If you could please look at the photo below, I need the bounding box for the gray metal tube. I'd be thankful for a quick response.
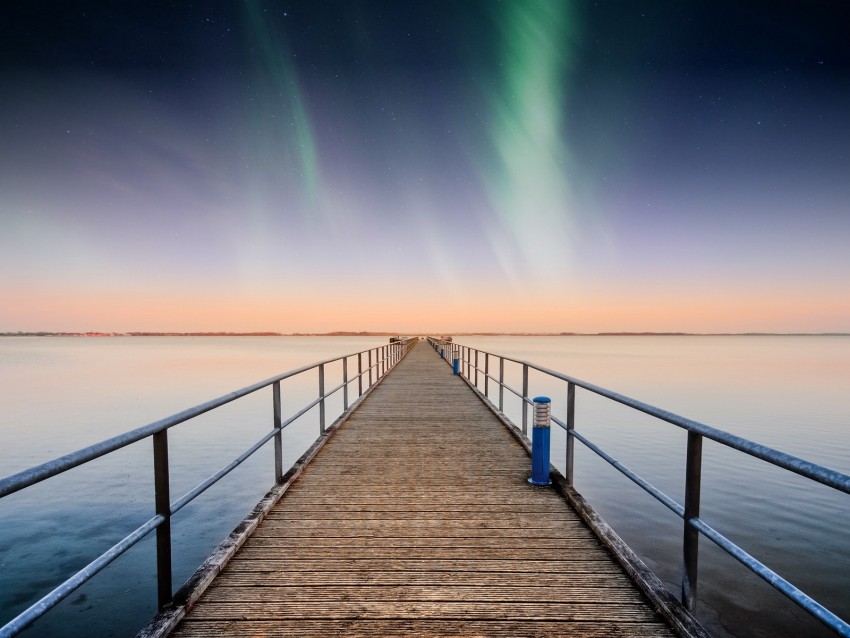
[682,432,703,610]
[152,430,172,609]
[273,381,282,483]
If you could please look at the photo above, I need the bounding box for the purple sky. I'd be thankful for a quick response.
[1,2,849,333]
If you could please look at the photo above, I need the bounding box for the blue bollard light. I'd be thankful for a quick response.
[452,348,460,375]
[529,396,552,486]
[440,346,445,359]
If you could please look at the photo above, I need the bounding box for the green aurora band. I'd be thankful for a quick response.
[242,4,322,217]
[485,0,578,282]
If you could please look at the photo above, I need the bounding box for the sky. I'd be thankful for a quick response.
[1,1,849,334]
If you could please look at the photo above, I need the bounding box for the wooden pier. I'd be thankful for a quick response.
[167,341,681,637]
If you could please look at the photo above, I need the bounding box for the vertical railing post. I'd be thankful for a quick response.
[521,363,529,435]
[273,381,283,483]
[466,347,471,378]
[474,349,479,387]
[368,350,373,386]
[682,431,703,611]
[484,353,489,397]
[318,364,326,433]
[499,357,504,412]
[358,352,363,396]
[343,358,349,410]
[152,430,172,609]
[566,382,575,486]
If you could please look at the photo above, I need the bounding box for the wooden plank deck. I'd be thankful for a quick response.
[170,341,677,637]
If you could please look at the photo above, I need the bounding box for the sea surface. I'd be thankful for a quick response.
[0,335,848,637]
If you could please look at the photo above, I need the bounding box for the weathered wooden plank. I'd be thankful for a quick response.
[171,619,676,638]
[254,519,584,530]
[265,511,578,522]
[219,559,627,575]
[184,600,664,622]
[250,525,592,539]
[212,570,639,588]
[273,503,568,513]
[165,341,682,638]
[200,585,648,604]
[277,493,567,503]
[233,546,611,560]
[246,534,597,547]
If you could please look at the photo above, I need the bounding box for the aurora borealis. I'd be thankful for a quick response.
[1,1,849,333]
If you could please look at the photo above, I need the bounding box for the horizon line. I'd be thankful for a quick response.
[2,331,849,338]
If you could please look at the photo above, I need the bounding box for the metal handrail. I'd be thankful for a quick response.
[428,337,850,637]
[0,337,417,638]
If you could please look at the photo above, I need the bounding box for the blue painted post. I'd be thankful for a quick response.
[529,397,552,486]
[440,343,445,359]
[452,347,460,375]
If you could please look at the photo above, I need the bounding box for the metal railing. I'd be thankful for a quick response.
[428,337,850,637]
[0,337,417,638]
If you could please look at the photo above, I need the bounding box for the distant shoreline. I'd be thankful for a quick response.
[2,331,848,338]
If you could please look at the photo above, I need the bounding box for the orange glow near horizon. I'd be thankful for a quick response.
[3,278,847,334]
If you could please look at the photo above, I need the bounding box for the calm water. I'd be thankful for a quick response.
[1,336,848,637]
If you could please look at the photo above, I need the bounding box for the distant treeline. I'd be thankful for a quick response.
[2,331,847,338]
[0,331,399,337]
[0,331,285,337]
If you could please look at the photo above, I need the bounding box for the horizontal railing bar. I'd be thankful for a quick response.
[572,430,686,518]
[170,428,278,515]
[482,371,499,385]
[466,366,533,407]
[171,370,368,515]
[173,374,361,513]
[0,514,164,638]
[281,396,323,429]
[501,383,526,402]
[0,344,398,499]
[277,354,393,432]
[552,415,568,431]
[324,380,346,398]
[507,384,535,406]
[452,344,850,495]
[690,518,850,637]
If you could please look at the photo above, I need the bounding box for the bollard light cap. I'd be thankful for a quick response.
[533,396,551,404]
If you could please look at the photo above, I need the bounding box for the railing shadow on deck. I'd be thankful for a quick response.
[0,338,418,638]
[428,337,850,638]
